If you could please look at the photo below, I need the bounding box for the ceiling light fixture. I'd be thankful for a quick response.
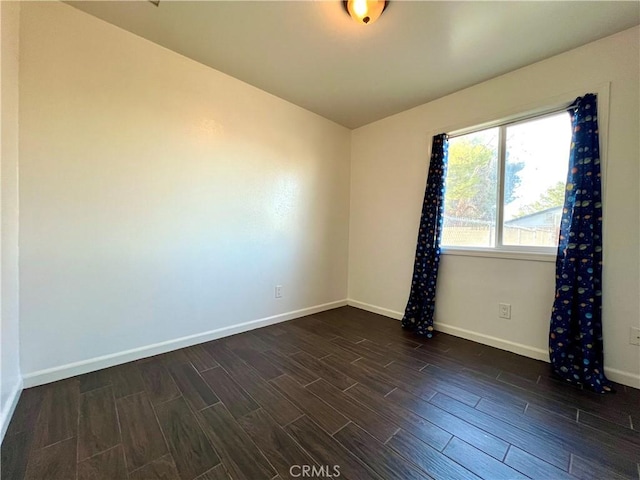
[343,0,388,25]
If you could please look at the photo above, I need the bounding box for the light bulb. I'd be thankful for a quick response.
[353,0,368,18]
[345,0,387,25]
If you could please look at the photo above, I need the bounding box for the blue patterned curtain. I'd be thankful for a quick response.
[549,94,613,393]
[402,134,448,337]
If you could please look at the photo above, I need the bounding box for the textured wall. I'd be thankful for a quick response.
[0,0,22,438]
[19,2,351,377]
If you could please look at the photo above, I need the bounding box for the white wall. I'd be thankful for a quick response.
[0,1,22,439]
[19,2,351,382]
[349,27,640,387]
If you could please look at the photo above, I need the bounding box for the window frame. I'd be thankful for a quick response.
[436,85,610,263]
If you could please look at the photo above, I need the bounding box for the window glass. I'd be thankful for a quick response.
[442,110,572,251]
[442,128,499,247]
[503,113,571,247]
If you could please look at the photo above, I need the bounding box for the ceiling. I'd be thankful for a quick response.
[67,1,640,129]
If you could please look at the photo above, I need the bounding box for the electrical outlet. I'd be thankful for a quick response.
[275,285,283,299]
[630,327,640,346]
[498,303,511,319]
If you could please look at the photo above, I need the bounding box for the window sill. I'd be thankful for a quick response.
[441,247,556,263]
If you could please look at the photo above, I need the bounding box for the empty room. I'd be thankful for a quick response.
[1,1,639,479]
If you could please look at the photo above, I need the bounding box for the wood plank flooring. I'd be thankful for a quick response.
[2,306,639,480]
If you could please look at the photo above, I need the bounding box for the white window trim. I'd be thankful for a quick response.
[441,247,556,263]
[429,83,610,263]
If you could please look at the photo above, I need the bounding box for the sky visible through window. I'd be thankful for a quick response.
[504,112,572,221]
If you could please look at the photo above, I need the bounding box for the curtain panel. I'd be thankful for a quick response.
[549,93,613,393]
[402,134,449,337]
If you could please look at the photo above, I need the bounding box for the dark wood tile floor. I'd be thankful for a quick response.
[2,306,639,480]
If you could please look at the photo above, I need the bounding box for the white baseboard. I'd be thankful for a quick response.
[604,367,640,389]
[1,378,23,443]
[347,299,403,320]
[347,299,640,389]
[23,299,348,388]
[432,322,549,361]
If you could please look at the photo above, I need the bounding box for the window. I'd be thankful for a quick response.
[441,111,572,252]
